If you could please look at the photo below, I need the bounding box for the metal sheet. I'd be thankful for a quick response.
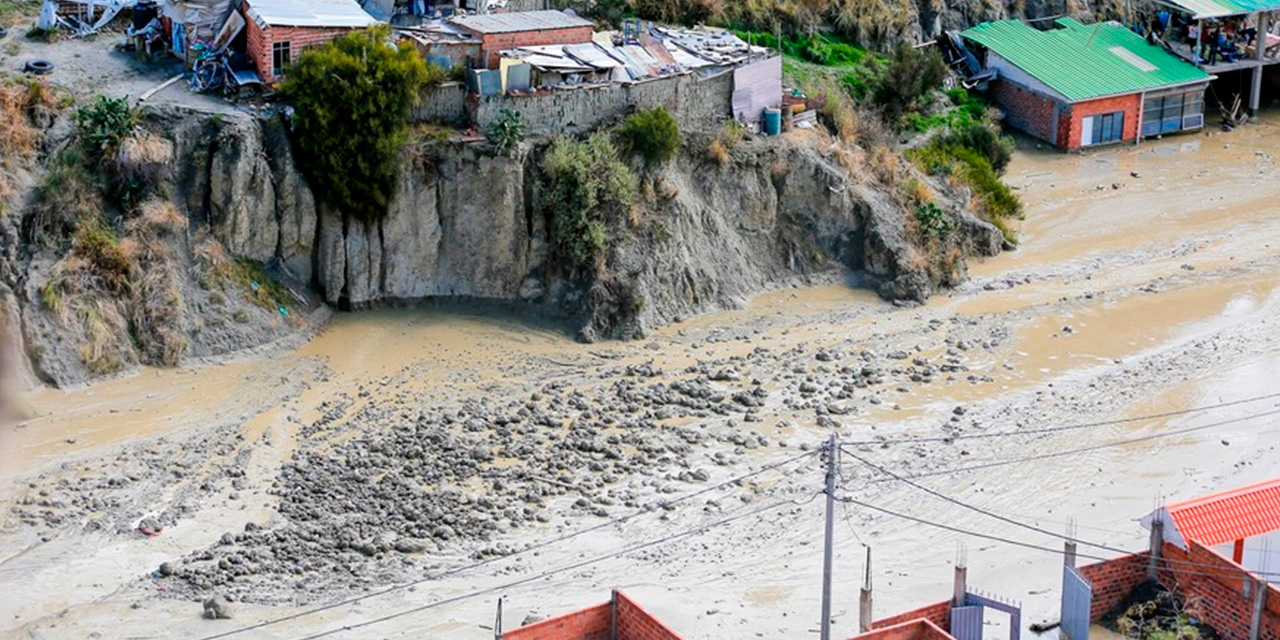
[246,0,380,28]
[1061,564,1092,640]
[449,9,590,34]
[731,55,781,121]
[950,605,984,640]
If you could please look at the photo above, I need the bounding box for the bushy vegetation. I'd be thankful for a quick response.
[75,95,140,162]
[487,109,526,155]
[735,30,866,66]
[910,130,1022,242]
[540,134,639,269]
[872,44,947,122]
[617,107,682,165]
[283,26,430,222]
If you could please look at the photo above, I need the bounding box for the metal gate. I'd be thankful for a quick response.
[1061,565,1092,640]
[950,604,984,640]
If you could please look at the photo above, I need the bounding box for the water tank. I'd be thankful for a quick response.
[763,108,782,136]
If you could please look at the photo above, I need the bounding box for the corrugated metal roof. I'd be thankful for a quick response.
[246,0,380,28]
[449,9,591,35]
[1163,477,1280,546]
[961,19,1212,102]
[1156,0,1280,19]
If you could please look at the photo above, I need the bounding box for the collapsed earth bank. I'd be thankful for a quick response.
[2,106,1002,388]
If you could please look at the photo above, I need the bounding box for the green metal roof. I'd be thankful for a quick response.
[1155,0,1280,19]
[961,19,1213,102]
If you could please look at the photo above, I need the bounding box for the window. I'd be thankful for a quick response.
[1143,89,1206,137]
[1083,111,1124,146]
[272,41,292,77]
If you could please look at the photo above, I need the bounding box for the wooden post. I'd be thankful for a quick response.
[859,546,873,632]
[1147,520,1164,580]
[1064,539,1078,568]
[1248,576,1267,640]
[953,564,968,607]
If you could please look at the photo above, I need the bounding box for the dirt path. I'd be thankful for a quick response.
[3,117,1280,640]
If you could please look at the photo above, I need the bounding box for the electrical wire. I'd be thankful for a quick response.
[840,391,1280,446]
[285,497,811,640]
[194,447,821,640]
[877,406,1280,481]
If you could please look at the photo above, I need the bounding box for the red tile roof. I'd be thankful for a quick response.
[1166,477,1280,546]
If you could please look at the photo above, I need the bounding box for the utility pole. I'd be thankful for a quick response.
[820,433,839,640]
[859,546,873,633]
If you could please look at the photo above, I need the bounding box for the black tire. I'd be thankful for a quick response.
[24,59,55,75]
[0,26,10,39]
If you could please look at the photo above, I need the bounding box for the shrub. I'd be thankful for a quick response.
[73,215,134,291]
[913,201,950,240]
[617,107,681,165]
[540,133,639,269]
[283,26,429,222]
[486,109,526,156]
[938,120,1014,175]
[75,95,140,162]
[873,44,947,122]
[908,140,1022,242]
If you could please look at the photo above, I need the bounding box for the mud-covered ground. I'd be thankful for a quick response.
[3,118,1280,640]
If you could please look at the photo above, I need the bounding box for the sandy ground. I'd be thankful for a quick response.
[3,115,1280,640]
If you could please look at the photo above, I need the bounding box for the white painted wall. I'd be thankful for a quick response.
[1212,529,1280,585]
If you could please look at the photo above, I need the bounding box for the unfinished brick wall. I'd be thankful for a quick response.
[466,25,593,67]
[242,1,363,83]
[500,602,613,640]
[870,600,951,631]
[615,592,684,640]
[1057,93,1141,150]
[1078,552,1149,621]
[846,619,956,640]
[989,79,1058,145]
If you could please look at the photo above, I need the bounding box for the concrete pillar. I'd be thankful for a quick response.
[1064,540,1078,568]
[1147,520,1164,581]
[1249,577,1267,640]
[859,547,873,633]
[953,564,968,607]
[1251,12,1270,113]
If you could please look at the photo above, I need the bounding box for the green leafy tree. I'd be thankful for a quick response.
[540,133,638,269]
[282,26,429,222]
[617,107,682,165]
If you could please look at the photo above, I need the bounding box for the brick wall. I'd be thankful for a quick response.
[242,0,363,83]
[870,600,951,631]
[846,619,956,640]
[1079,542,1280,640]
[464,69,734,135]
[470,25,594,67]
[1058,93,1141,150]
[989,79,1058,145]
[1078,552,1149,621]
[501,602,613,640]
[615,592,684,640]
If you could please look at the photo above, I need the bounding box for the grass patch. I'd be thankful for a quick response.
[909,142,1022,243]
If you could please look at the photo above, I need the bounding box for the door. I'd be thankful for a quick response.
[950,605,984,640]
[1061,564,1092,640]
[1081,116,1094,146]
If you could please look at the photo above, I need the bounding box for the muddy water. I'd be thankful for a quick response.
[7,118,1280,640]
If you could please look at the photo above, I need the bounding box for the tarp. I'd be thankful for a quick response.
[162,0,234,33]
[731,55,782,121]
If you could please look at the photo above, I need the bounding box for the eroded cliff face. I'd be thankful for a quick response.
[3,105,1002,387]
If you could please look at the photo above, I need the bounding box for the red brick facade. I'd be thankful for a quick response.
[500,592,683,640]
[1058,93,1142,150]
[990,79,1058,145]
[462,26,594,67]
[869,600,951,631]
[242,0,366,83]
[847,619,956,640]
[1080,542,1280,640]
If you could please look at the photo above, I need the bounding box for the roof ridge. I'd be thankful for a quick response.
[1166,476,1280,511]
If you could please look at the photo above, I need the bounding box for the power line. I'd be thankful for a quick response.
[842,391,1280,446]
[835,494,1280,580]
[287,498,811,640]
[194,448,821,640]
[879,406,1280,481]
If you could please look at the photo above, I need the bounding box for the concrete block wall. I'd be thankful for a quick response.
[473,26,594,67]
[869,600,951,631]
[466,70,734,135]
[846,619,956,640]
[500,601,613,640]
[414,81,468,124]
[989,79,1058,145]
[1078,552,1149,621]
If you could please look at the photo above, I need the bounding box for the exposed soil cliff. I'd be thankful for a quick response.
[1,105,1002,388]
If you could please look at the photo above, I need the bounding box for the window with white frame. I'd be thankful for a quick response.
[272,41,292,77]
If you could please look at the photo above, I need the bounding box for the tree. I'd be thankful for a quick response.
[282,26,429,222]
[617,107,682,165]
[873,43,947,122]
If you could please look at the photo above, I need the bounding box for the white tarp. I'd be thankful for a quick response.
[731,55,782,122]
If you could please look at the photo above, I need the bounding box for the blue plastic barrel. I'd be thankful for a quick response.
[764,108,782,136]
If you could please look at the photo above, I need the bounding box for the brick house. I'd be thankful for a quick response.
[242,0,381,83]
[961,19,1214,150]
[449,9,593,68]
[498,591,685,640]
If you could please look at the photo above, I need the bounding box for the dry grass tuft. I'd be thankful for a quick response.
[130,200,186,237]
[114,133,174,192]
[708,139,730,166]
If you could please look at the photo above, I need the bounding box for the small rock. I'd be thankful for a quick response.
[203,595,233,620]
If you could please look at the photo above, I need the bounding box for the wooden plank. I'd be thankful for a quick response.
[139,73,185,102]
